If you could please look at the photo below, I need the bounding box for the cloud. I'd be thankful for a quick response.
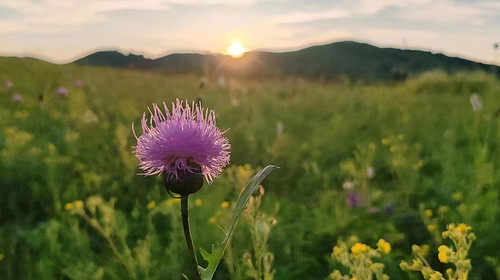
[270,0,441,25]
[273,9,350,24]
[0,0,172,33]
[163,0,284,4]
[0,19,22,33]
[397,1,486,24]
[2,1,167,18]
[352,0,432,15]
[0,0,285,34]
[358,27,439,43]
[475,1,500,15]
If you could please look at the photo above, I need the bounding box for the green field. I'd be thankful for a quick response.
[1,57,500,279]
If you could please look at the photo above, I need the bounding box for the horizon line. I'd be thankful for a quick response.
[1,39,498,67]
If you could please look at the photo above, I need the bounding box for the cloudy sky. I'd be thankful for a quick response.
[1,0,499,64]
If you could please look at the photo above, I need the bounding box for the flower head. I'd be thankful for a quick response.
[342,181,355,190]
[438,245,450,263]
[74,200,84,208]
[221,201,230,209]
[351,243,368,254]
[57,86,68,97]
[425,209,433,217]
[133,99,230,189]
[12,94,22,103]
[470,93,482,112]
[377,239,391,254]
[166,198,180,206]
[147,201,156,209]
[347,192,361,208]
[74,79,84,87]
[366,166,375,179]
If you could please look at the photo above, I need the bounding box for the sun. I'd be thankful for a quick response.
[227,42,246,58]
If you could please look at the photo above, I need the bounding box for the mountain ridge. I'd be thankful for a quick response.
[25,41,500,81]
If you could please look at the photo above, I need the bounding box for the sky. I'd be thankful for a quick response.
[0,0,499,64]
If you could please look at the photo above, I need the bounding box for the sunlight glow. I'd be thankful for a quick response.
[228,42,246,58]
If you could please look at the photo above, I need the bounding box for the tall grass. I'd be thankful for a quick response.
[0,57,499,279]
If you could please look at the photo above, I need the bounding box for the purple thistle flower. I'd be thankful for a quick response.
[6,81,13,89]
[74,79,84,87]
[347,192,361,208]
[57,86,68,97]
[12,94,22,103]
[133,99,230,185]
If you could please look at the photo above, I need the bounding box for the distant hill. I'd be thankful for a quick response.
[75,41,500,81]
[75,51,153,69]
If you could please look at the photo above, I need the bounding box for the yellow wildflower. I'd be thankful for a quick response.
[456,223,471,233]
[351,243,368,254]
[333,246,343,257]
[377,239,391,254]
[424,209,433,217]
[195,199,202,207]
[48,143,56,154]
[74,200,84,208]
[452,192,463,201]
[438,245,449,263]
[167,198,180,206]
[209,217,216,224]
[64,203,73,210]
[438,253,448,263]
[420,244,430,257]
[351,278,357,280]
[147,201,156,209]
[438,206,449,215]
[438,245,448,253]
[221,201,230,209]
[427,224,437,232]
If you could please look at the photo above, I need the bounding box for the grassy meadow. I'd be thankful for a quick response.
[1,57,500,279]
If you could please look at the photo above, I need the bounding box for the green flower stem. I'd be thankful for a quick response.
[181,196,201,280]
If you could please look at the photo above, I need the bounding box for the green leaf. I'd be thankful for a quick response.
[199,165,278,280]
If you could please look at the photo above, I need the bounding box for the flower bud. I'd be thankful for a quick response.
[163,169,204,196]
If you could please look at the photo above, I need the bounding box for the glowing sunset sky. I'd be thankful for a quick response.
[0,0,499,64]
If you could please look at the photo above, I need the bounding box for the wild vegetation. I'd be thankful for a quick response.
[0,57,499,279]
